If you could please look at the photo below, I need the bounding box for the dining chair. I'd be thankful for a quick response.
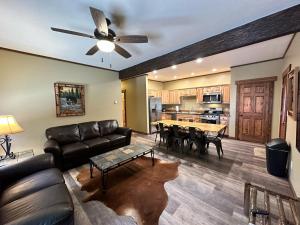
[171,125,189,153]
[158,123,170,150]
[187,127,206,153]
[153,123,159,142]
[206,126,226,159]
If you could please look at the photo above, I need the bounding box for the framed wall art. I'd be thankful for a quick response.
[54,83,85,117]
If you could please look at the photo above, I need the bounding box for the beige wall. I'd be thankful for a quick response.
[0,49,121,155]
[163,71,231,90]
[121,75,149,133]
[229,59,283,138]
[282,33,300,197]
[148,79,164,90]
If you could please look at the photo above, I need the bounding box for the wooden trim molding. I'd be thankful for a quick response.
[120,5,300,79]
[0,47,118,72]
[235,76,277,85]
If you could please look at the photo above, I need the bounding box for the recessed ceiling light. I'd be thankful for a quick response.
[154,75,158,79]
[212,68,217,72]
[196,58,203,63]
[153,70,157,74]
[191,72,195,75]
[174,76,177,79]
[171,65,177,70]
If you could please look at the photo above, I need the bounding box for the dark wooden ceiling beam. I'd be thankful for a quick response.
[119,5,300,80]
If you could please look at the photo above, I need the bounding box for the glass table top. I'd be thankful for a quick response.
[90,144,153,170]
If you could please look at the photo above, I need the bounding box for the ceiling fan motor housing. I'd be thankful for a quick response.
[94,28,115,42]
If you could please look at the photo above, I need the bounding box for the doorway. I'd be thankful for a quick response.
[279,65,291,139]
[236,77,277,143]
[121,90,127,127]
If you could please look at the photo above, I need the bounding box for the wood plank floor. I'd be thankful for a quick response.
[64,133,293,225]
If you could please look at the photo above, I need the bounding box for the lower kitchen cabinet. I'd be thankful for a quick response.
[220,115,229,135]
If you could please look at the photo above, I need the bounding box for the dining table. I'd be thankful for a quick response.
[154,120,226,133]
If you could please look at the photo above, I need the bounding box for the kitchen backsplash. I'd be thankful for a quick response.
[163,96,230,113]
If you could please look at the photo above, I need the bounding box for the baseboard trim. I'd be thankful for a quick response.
[132,130,149,135]
[288,179,299,199]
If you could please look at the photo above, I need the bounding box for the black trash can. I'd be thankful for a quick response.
[266,138,290,177]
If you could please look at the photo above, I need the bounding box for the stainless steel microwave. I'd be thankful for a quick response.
[203,93,222,103]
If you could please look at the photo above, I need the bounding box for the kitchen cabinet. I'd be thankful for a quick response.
[179,88,196,97]
[161,113,172,120]
[203,87,211,94]
[148,89,162,98]
[161,90,169,104]
[169,90,181,104]
[176,114,200,122]
[220,115,229,135]
[221,85,230,104]
[196,88,204,103]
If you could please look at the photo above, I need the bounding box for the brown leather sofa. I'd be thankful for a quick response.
[0,154,74,225]
[44,120,132,170]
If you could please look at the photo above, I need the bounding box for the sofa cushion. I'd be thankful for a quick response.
[0,168,64,206]
[98,120,119,136]
[78,121,100,141]
[104,134,126,146]
[0,184,73,225]
[83,137,110,150]
[46,124,80,145]
[62,142,89,159]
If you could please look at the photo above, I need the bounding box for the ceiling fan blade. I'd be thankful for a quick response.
[110,6,126,28]
[51,27,95,39]
[114,44,131,58]
[116,35,148,43]
[89,7,108,36]
[86,45,99,55]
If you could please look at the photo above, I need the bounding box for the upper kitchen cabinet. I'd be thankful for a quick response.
[179,88,196,96]
[148,89,162,98]
[161,90,170,104]
[196,88,204,103]
[221,85,230,104]
[169,90,181,104]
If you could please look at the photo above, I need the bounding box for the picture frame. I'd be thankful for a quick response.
[54,83,85,117]
[287,67,299,121]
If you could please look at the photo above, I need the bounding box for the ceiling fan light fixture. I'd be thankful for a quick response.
[97,40,115,53]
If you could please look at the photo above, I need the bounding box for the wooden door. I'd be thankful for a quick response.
[236,77,276,143]
[279,65,291,139]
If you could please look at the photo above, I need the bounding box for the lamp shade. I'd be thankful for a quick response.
[0,115,24,135]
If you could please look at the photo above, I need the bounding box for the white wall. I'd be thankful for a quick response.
[0,49,122,155]
[229,59,283,138]
[282,33,300,197]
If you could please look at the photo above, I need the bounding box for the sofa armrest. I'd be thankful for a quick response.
[0,153,54,188]
[116,127,132,145]
[44,139,63,169]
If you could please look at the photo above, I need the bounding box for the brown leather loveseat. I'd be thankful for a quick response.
[44,120,132,170]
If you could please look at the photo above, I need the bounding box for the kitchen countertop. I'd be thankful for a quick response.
[162,111,203,115]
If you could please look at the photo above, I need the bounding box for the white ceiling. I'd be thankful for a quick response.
[148,34,294,81]
[0,1,300,71]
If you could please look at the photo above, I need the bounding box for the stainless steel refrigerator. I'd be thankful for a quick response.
[148,97,162,133]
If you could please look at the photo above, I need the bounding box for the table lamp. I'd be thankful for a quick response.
[0,115,24,161]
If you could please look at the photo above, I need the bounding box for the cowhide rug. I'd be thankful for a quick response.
[77,156,180,225]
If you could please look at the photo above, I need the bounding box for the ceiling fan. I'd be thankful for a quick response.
[51,7,148,58]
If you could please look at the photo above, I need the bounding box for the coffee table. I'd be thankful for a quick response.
[89,144,154,193]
